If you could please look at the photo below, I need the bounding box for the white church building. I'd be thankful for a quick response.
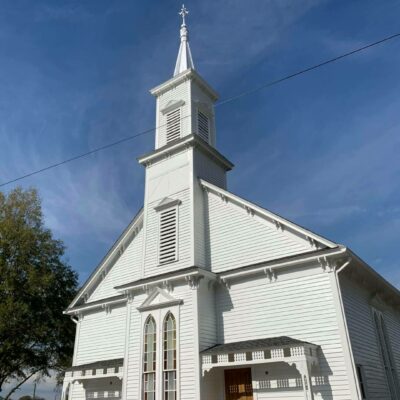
[62,7,400,400]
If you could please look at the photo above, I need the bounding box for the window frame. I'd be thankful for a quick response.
[143,315,157,400]
[140,308,180,400]
[163,312,177,400]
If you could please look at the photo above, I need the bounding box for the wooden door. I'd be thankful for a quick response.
[224,368,253,400]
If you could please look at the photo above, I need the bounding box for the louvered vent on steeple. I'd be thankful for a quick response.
[159,208,178,264]
[166,109,181,143]
[197,111,209,142]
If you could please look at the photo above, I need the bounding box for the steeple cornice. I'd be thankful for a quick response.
[150,68,218,101]
[137,134,233,171]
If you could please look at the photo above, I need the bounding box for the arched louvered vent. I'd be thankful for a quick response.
[197,110,209,142]
[166,109,181,143]
[159,208,178,264]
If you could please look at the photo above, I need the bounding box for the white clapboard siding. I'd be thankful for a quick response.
[143,189,191,277]
[157,80,190,148]
[340,275,399,399]
[216,271,352,399]
[194,151,226,189]
[198,280,217,351]
[89,229,143,302]
[206,190,314,273]
[75,304,126,365]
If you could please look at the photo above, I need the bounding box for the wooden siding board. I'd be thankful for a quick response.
[206,191,314,273]
[75,304,126,365]
[340,275,393,399]
[89,229,143,302]
[216,272,352,399]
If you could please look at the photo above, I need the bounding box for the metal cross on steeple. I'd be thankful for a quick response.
[179,4,189,26]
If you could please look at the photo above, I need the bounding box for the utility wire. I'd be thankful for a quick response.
[1,32,400,188]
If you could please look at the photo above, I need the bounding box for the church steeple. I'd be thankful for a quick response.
[174,5,195,76]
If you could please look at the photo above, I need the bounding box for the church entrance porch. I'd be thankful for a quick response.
[224,368,253,400]
[201,337,319,400]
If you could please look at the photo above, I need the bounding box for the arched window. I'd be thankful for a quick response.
[163,313,177,400]
[143,315,157,400]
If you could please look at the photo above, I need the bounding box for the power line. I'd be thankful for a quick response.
[1,32,400,188]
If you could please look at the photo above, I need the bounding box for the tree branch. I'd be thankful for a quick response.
[3,371,38,400]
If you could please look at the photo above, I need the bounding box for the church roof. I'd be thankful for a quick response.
[201,336,317,354]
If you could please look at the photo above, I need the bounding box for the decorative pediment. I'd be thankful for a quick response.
[154,197,181,212]
[161,99,185,115]
[137,287,183,312]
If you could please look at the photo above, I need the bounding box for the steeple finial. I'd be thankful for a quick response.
[179,4,189,26]
[173,4,195,76]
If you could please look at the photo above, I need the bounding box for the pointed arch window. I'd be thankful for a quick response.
[163,312,177,400]
[143,315,157,400]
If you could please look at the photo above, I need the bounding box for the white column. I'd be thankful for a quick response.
[298,360,314,400]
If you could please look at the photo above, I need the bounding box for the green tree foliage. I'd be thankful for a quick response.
[0,188,78,399]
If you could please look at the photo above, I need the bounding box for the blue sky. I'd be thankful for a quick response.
[1,0,400,398]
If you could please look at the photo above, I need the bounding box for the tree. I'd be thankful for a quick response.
[0,188,78,400]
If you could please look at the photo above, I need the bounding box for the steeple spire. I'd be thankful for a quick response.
[173,5,195,76]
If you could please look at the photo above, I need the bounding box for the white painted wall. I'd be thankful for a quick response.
[89,229,143,302]
[215,269,353,399]
[340,274,400,399]
[75,303,127,365]
[205,190,315,273]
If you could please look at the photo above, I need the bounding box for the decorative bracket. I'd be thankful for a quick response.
[186,275,203,290]
[219,277,230,289]
[162,280,174,293]
[245,206,255,217]
[263,267,277,283]
[273,220,284,232]
[318,256,335,272]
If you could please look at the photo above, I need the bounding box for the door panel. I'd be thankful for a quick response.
[224,368,253,400]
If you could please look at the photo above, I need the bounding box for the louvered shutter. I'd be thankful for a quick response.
[166,109,181,143]
[197,111,209,142]
[159,208,177,264]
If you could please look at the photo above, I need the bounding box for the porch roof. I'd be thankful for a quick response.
[201,336,315,354]
[64,358,124,382]
[66,358,123,372]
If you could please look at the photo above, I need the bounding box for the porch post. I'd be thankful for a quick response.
[298,360,314,400]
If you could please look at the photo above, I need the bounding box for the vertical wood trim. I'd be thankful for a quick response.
[193,285,201,400]
[189,148,195,267]
[122,301,132,400]
[330,270,361,399]
[72,318,81,365]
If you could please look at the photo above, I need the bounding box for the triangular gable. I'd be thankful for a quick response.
[200,179,338,273]
[137,287,183,311]
[67,208,144,310]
